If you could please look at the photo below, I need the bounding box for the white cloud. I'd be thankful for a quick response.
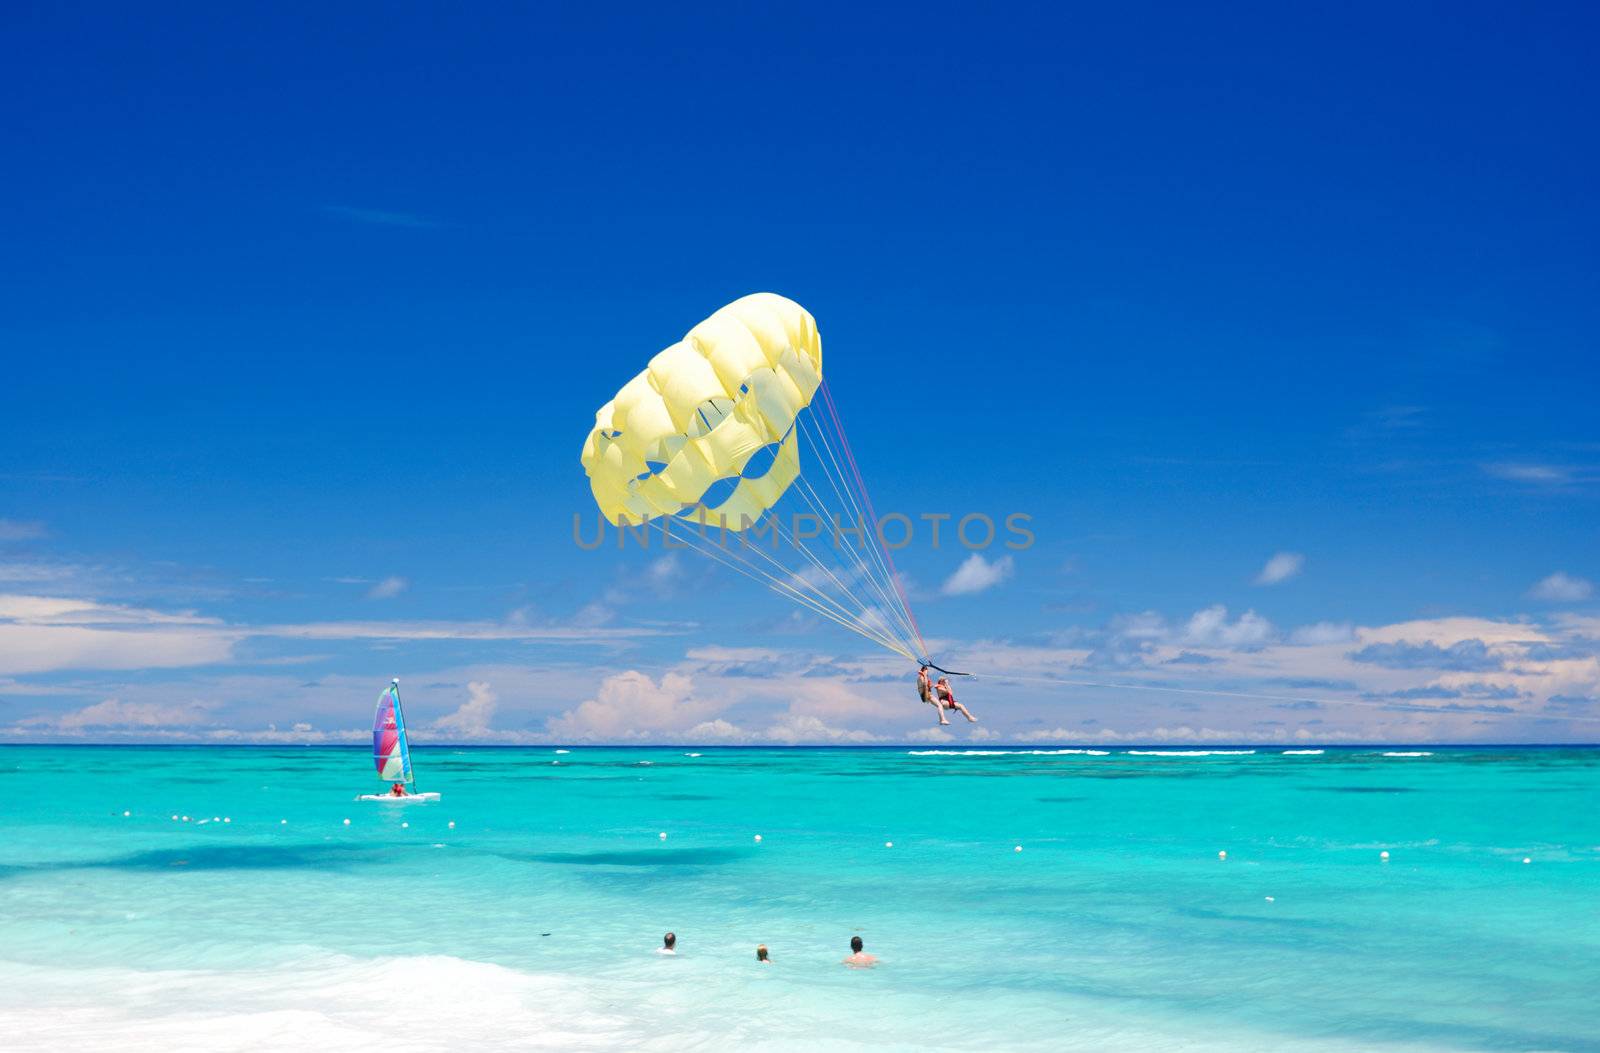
[1290,621,1356,645]
[646,555,684,595]
[941,554,1014,596]
[430,680,498,737]
[684,718,744,740]
[1255,552,1305,585]
[0,595,217,626]
[546,670,719,741]
[1482,462,1573,485]
[1529,572,1593,603]
[258,618,662,643]
[367,576,408,600]
[0,588,673,678]
[763,714,879,744]
[1112,611,1169,641]
[0,594,236,675]
[571,601,614,628]
[0,519,47,542]
[45,698,214,730]
[1183,605,1274,648]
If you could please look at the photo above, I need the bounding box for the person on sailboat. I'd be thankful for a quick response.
[935,677,977,723]
[388,782,408,797]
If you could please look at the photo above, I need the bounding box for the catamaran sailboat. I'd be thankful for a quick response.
[356,678,440,801]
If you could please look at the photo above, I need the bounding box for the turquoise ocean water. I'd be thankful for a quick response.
[1,745,1596,1051]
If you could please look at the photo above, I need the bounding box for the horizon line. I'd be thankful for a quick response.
[1,741,1595,750]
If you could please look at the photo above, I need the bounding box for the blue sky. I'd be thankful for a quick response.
[3,3,1598,744]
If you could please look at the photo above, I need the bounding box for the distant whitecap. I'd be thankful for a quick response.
[1128,750,1256,757]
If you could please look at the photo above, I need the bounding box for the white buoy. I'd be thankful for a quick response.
[223,817,231,824]
[1522,857,1531,864]
[171,815,178,821]
[280,819,287,825]
[343,818,351,826]
[122,810,131,817]
[1265,896,1275,902]
[1380,851,1390,860]
[754,834,762,843]
[1218,850,1227,860]
[885,841,894,848]
[212,816,220,823]
[1014,845,1023,853]
[448,821,456,829]
[182,815,190,822]
[659,831,667,840]
[401,822,409,829]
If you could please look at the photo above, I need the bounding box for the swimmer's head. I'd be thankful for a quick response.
[850,936,864,953]
[756,944,769,961]
[663,932,675,950]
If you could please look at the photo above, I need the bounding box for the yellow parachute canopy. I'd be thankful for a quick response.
[581,293,822,530]
[580,294,927,661]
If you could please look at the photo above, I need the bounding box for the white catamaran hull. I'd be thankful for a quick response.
[355,792,441,802]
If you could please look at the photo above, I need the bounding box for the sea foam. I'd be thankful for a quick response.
[0,954,638,1052]
[906,749,1111,756]
[1125,750,1256,757]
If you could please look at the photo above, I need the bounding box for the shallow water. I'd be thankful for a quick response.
[1,745,1596,1051]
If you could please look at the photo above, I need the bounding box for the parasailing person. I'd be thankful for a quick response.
[935,676,978,724]
[917,664,949,725]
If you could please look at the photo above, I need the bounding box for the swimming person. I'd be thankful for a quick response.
[756,944,771,964]
[842,935,878,968]
[936,677,978,723]
[657,932,676,955]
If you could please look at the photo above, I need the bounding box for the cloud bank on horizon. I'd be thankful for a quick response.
[2,548,1596,745]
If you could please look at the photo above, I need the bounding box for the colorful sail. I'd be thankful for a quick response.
[372,679,413,783]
